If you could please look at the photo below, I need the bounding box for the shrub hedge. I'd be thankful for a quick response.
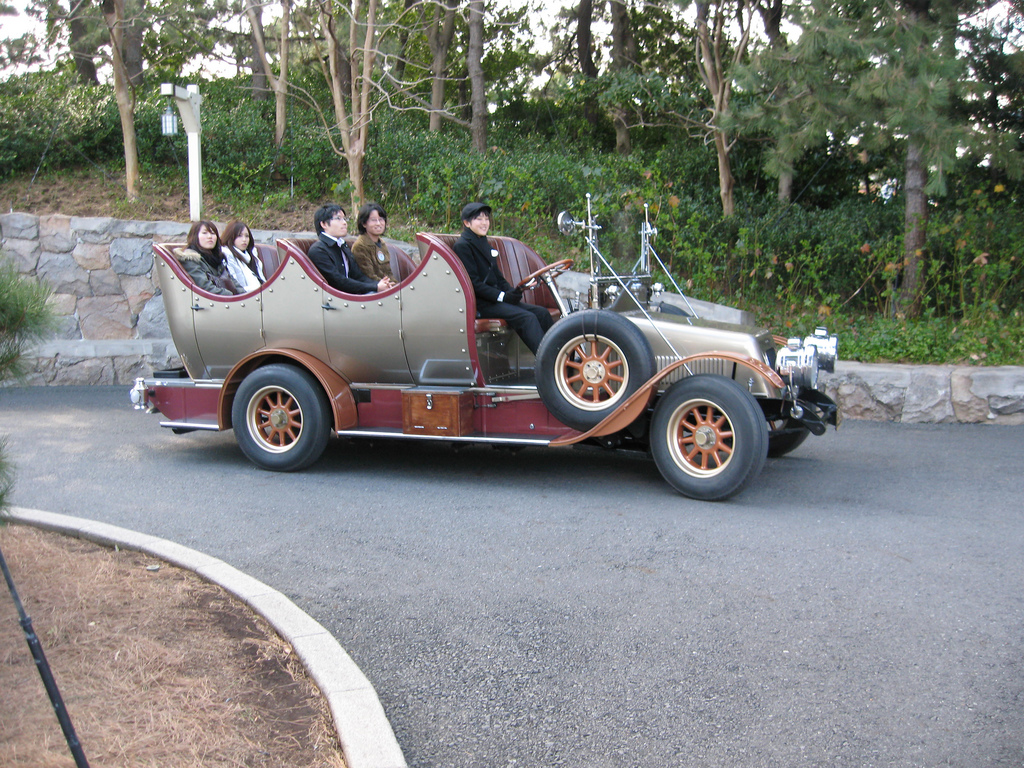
[2,69,1021,365]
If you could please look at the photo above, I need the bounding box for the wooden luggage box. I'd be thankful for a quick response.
[401,389,474,436]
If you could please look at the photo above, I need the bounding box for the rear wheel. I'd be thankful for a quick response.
[232,364,331,471]
[650,375,769,501]
[536,310,655,431]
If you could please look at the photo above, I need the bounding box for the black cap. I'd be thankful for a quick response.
[461,202,492,222]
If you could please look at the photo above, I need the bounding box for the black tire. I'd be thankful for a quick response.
[535,310,656,431]
[231,364,332,472]
[767,418,811,458]
[650,375,769,501]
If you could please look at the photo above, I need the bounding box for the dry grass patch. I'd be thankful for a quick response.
[0,524,345,768]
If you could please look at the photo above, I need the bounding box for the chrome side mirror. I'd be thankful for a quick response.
[557,211,581,235]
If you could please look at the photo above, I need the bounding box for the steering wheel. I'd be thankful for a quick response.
[517,259,574,290]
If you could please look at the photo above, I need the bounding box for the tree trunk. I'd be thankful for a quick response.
[102,0,139,199]
[694,0,752,218]
[777,171,792,203]
[394,0,417,81]
[427,0,457,131]
[756,0,791,203]
[351,0,379,208]
[247,1,268,101]
[577,0,599,127]
[715,132,735,217]
[246,0,290,147]
[898,138,927,317]
[610,0,634,155]
[275,0,290,148]
[121,0,144,87]
[319,0,378,209]
[468,0,487,153]
[69,8,99,85]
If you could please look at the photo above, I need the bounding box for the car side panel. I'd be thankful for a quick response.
[192,293,264,379]
[259,254,332,370]
[323,288,411,383]
[404,237,479,386]
[152,245,206,379]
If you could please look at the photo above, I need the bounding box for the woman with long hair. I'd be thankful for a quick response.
[173,220,238,295]
[220,220,266,293]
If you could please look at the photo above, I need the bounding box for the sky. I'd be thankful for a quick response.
[3,0,35,37]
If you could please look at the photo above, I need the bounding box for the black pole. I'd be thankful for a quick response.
[0,538,90,768]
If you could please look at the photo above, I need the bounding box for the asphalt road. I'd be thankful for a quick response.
[2,385,1022,768]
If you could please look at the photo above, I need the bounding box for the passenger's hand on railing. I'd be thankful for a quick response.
[377,276,398,292]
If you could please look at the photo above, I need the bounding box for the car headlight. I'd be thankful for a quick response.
[805,327,838,373]
[777,338,819,389]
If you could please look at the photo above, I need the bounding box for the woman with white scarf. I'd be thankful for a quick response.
[220,221,266,293]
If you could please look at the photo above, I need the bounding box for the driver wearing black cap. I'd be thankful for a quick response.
[452,202,554,355]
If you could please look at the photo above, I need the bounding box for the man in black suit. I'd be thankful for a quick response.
[307,203,396,294]
[452,202,554,355]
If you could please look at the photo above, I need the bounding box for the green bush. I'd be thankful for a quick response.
[1,67,1021,365]
[0,68,122,177]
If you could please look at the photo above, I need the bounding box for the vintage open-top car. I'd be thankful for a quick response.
[131,198,839,500]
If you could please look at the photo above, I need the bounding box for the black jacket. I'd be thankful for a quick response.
[307,233,378,294]
[452,228,512,305]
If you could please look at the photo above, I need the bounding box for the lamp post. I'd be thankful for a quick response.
[159,83,203,221]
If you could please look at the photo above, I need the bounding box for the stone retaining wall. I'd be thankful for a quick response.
[1,211,305,387]
[3,212,1022,425]
[820,363,1024,426]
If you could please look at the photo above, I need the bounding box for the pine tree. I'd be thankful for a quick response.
[747,0,1021,316]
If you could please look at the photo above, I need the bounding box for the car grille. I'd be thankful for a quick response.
[655,354,747,387]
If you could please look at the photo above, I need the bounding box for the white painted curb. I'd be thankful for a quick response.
[1,506,407,768]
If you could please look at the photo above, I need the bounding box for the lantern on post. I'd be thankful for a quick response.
[159,83,203,221]
[160,103,178,136]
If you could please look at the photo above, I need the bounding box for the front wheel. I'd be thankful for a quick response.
[650,375,769,501]
[231,364,332,471]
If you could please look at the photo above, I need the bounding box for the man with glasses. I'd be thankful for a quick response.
[308,203,396,294]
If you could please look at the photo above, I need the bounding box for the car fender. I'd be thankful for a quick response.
[218,349,358,432]
[549,350,784,446]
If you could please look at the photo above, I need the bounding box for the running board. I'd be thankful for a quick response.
[160,421,220,431]
[334,427,553,446]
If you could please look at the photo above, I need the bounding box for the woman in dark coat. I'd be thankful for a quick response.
[173,220,238,296]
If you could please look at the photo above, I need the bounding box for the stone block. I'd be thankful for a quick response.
[23,353,57,384]
[77,296,133,340]
[0,212,39,240]
[821,362,910,422]
[47,293,78,316]
[70,217,117,242]
[73,217,117,233]
[89,268,123,296]
[148,220,191,239]
[1,237,41,272]
[109,237,154,276]
[37,251,91,295]
[951,367,1024,425]
[39,214,75,253]
[73,241,110,270]
[901,366,955,423]
[50,355,116,385]
[122,274,157,317]
[113,355,150,384]
[53,315,83,341]
[136,294,170,338]
[145,345,182,371]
